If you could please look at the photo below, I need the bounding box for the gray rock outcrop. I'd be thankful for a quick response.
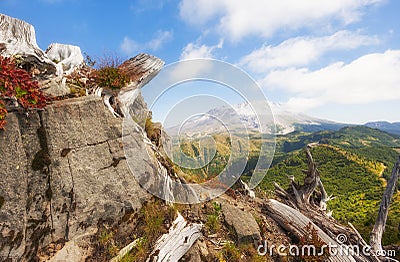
[0,95,154,261]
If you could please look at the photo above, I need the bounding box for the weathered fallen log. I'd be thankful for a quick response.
[239,179,256,198]
[146,212,202,262]
[264,199,357,262]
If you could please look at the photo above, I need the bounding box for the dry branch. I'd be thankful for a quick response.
[268,145,384,262]
[370,156,400,254]
[274,145,332,213]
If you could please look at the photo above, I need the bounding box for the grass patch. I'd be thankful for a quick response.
[99,229,113,245]
[123,199,176,262]
[206,214,220,233]
[218,242,242,262]
[205,202,222,234]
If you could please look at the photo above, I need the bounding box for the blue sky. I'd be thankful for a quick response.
[1,0,400,124]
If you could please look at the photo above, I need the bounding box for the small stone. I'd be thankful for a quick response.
[39,77,71,97]
[222,202,261,245]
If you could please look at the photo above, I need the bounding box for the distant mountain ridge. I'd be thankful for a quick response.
[167,101,346,136]
[364,121,400,136]
[276,125,400,154]
[167,101,400,137]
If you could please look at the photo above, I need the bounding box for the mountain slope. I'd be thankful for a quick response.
[278,125,400,153]
[275,126,400,179]
[365,121,400,136]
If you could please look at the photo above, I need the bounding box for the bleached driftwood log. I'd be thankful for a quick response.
[370,157,400,255]
[264,199,357,262]
[91,53,164,119]
[264,199,385,262]
[0,13,58,75]
[119,53,165,89]
[146,212,202,262]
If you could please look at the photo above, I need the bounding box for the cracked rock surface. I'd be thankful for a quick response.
[0,95,151,261]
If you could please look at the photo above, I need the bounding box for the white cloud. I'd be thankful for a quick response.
[179,0,382,41]
[262,50,400,111]
[240,31,379,73]
[180,39,223,60]
[148,30,173,51]
[120,37,140,56]
[120,30,173,56]
[168,60,215,84]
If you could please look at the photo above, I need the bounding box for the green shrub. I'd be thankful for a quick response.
[124,200,176,261]
[94,66,129,90]
[212,201,222,213]
[99,229,113,245]
[92,53,129,90]
[145,116,156,140]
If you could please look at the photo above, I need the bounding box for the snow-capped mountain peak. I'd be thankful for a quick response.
[166,101,342,136]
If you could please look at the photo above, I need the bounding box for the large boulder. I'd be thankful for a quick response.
[0,13,57,76]
[0,96,153,261]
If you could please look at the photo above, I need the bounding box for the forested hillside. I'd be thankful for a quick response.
[261,145,400,245]
[175,126,400,245]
